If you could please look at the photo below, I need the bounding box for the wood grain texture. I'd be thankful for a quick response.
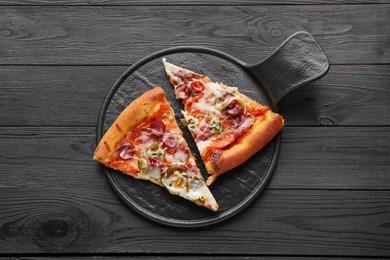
[0,127,101,191]
[280,65,390,126]
[0,127,389,191]
[272,126,390,190]
[0,65,389,126]
[0,66,124,126]
[2,258,387,260]
[0,1,389,258]
[0,129,389,255]
[0,5,389,65]
[1,186,389,255]
[0,0,388,5]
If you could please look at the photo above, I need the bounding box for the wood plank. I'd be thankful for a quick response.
[0,66,124,126]
[1,65,389,126]
[0,5,389,65]
[0,128,389,255]
[1,186,389,255]
[279,65,390,126]
[0,254,387,260]
[0,127,389,191]
[0,0,388,5]
[271,126,390,190]
[0,127,103,190]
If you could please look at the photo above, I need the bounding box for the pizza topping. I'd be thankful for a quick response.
[220,92,234,102]
[173,146,190,162]
[224,100,244,117]
[236,117,254,134]
[172,69,188,81]
[146,157,162,180]
[189,176,203,189]
[229,114,245,128]
[162,132,178,148]
[147,157,162,167]
[196,139,213,155]
[162,165,188,191]
[190,95,220,115]
[146,143,165,159]
[209,118,224,134]
[181,113,199,131]
[175,83,191,99]
[150,119,166,137]
[197,121,211,141]
[251,106,270,116]
[166,165,187,176]
[147,163,162,179]
[190,81,205,93]
[185,160,200,178]
[132,130,151,145]
[137,158,148,173]
[118,143,135,160]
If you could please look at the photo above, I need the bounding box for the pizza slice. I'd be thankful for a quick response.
[93,87,218,211]
[163,58,284,186]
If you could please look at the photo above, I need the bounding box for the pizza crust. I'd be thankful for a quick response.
[93,87,166,164]
[205,110,284,186]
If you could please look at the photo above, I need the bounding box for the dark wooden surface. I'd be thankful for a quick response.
[1,1,389,258]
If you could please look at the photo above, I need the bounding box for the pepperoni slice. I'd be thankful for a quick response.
[147,157,162,168]
[172,69,187,80]
[162,132,178,148]
[175,83,191,99]
[220,92,234,102]
[197,122,211,141]
[118,143,135,160]
[225,100,243,117]
[150,119,165,136]
[229,114,245,128]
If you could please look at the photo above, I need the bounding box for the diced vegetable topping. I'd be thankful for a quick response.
[209,118,224,134]
[190,81,205,93]
[137,158,148,173]
[166,165,187,176]
[163,165,188,190]
[146,143,165,158]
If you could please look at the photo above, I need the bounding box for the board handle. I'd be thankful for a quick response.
[247,31,329,108]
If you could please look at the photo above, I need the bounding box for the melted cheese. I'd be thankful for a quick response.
[190,96,220,115]
[187,182,211,201]
[196,139,213,155]
[134,131,153,150]
[205,81,225,96]
[173,150,188,162]
[147,166,162,179]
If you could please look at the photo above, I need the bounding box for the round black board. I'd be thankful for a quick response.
[96,48,281,227]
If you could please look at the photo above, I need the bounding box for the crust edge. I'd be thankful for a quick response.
[205,111,284,185]
[93,87,166,164]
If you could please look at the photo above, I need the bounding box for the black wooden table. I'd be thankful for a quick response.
[1,1,389,258]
